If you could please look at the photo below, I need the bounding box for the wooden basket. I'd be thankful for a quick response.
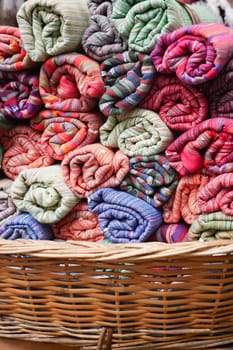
[0,238,233,349]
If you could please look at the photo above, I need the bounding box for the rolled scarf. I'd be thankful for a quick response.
[150,221,189,243]
[99,51,156,116]
[1,125,55,180]
[120,154,179,208]
[52,201,104,242]
[163,173,210,224]
[39,53,105,113]
[0,70,43,120]
[0,26,35,71]
[10,165,79,224]
[82,0,128,62]
[151,23,233,85]
[166,118,233,176]
[140,74,208,131]
[0,178,18,224]
[30,110,105,160]
[88,188,163,243]
[16,0,89,62]
[0,212,54,240]
[188,211,233,241]
[62,143,129,198]
[100,108,174,157]
[198,173,233,216]
[111,0,216,54]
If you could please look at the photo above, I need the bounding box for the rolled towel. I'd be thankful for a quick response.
[100,108,174,157]
[0,212,54,240]
[0,26,35,71]
[140,74,208,131]
[88,188,163,243]
[87,0,114,15]
[188,211,233,241]
[0,70,43,120]
[52,201,104,242]
[62,143,129,198]
[10,165,79,224]
[1,125,55,180]
[99,51,156,116]
[151,23,233,85]
[111,0,217,53]
[166,118,233,176]
[0,178,18,223]
[16,0,89,62]
[163,173,210,224]
[198,173,233,216]
[120,154,179,208]
[150,221,189,243]
[30,110,105,160]
[39,53,105,113]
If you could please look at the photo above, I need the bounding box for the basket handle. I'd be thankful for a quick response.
[96,327,113,350]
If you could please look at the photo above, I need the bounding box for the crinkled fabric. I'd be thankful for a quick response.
[0,178,18,224]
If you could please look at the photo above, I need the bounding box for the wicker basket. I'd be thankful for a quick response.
[0,238,233,349]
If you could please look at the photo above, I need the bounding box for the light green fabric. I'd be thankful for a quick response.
[111,0,217,53]
[188,211,233,241]
[11,165,79,224]
[100,108,173,157]
[17,0,89,62]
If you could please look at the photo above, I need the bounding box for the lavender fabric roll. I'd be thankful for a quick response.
[88,188,162,243]
[150,221,189,243]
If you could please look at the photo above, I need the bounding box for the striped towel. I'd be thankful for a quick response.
[188,211,233,241]
[10,165,79,224]
[100,108,173,157]
[0,70,43,120]
[150,221,189,243]
[163,173,211,224]
[62,143,129,198]
[88,188,163,243]
[39,53,105,112]
[198,173,233,216]
[1,125,55,180]
[111,0,216,54]
[120,154,179,208]
[82,0,127,62]
[16,0,89,62]
[52,201,104,242]
[0,26,36,71]
[151,23,233,85]
[0,212,54,240]
[0,178,18,224]
[30,110,105,160]
[99,51,156,116]
[166,118,233,176]
[140,74,208,131]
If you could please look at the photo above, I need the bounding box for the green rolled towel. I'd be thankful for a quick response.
[111,0,217,53]
[100,108,173,157]
[17,0,89,62]
[10,165,79,224]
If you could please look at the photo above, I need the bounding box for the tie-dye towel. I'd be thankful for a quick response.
[30,110,105,160]
[198,173,233,216]
[1,125,55,180]
[88,188,163,243]
[99,51,156,116]
[0,178,18,224]
[150,221,189,243]
[140,74,208,131]
[0,26,35,71]
[163,173,210,224]
[0,70,43,119]
[16,0,89,62]
[82,0,127,62]
[10,165,79,224]
[39,53,105,113]
[111,0,216,53]
[151,23,233,85]
[120,154,178,208]
[52,201,104,241]
[166,118,233,176]
[0,212,53,240]
[188,211,233,241]
[62,143,129,198]
[100,108,173,157]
